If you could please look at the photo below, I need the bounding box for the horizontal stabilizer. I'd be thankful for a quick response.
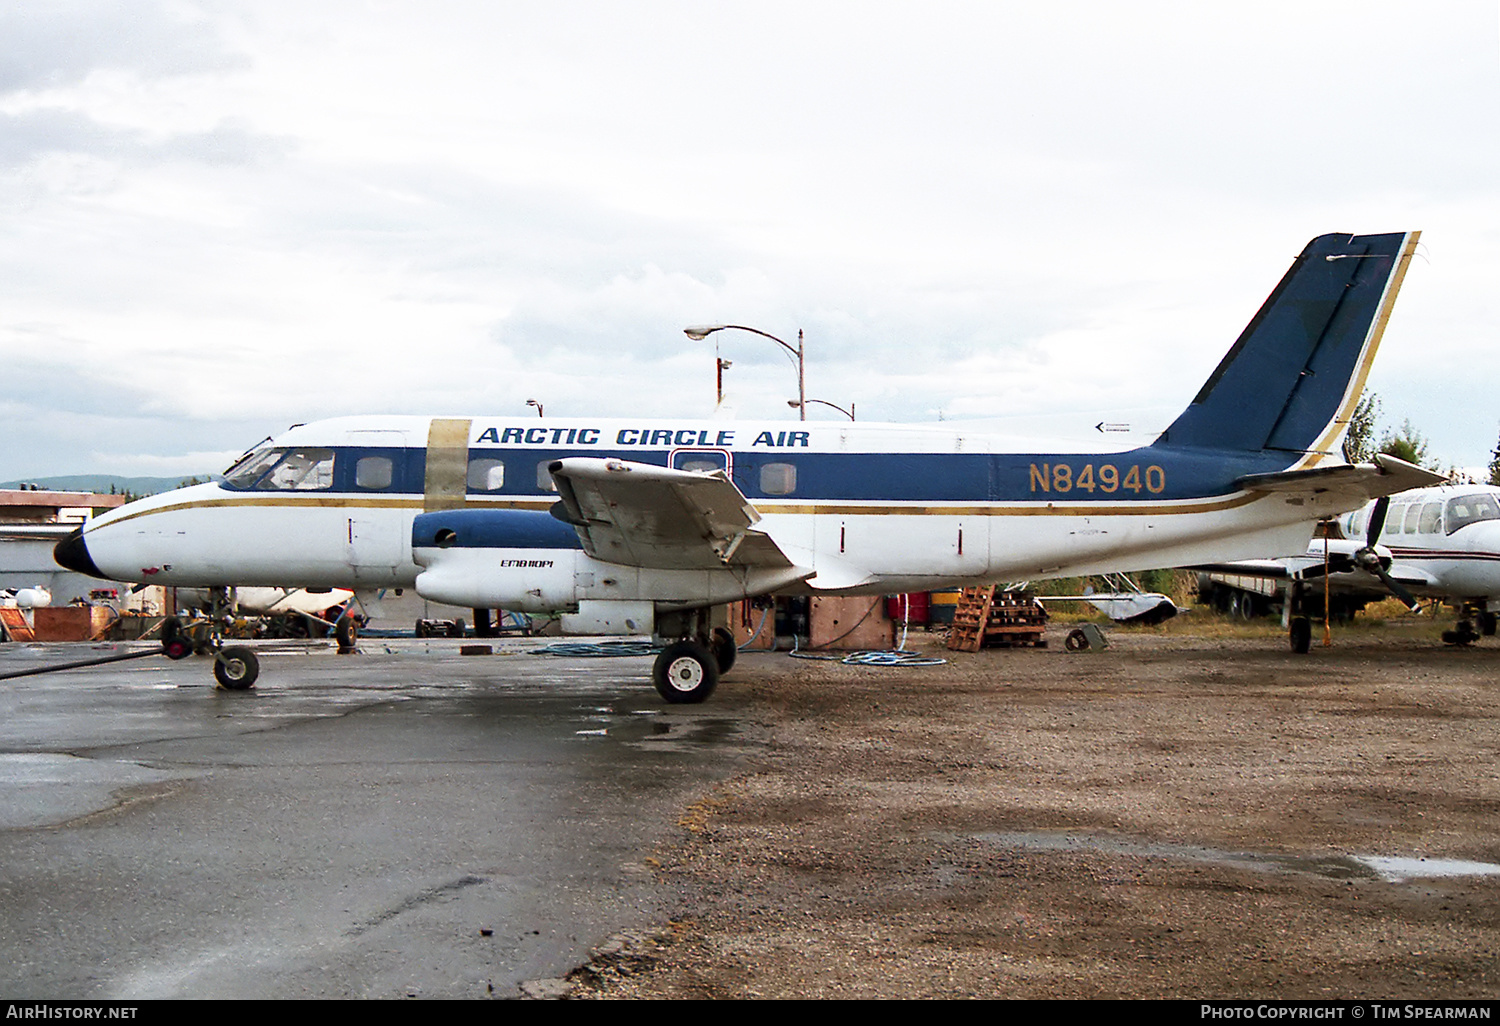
[1237,453,1445,503]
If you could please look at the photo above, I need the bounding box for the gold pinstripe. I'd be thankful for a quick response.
[89,488,1269,532]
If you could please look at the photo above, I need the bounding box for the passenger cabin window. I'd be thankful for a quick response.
[466,458,505,492]
[537,461,558,492]
[760,462,797,496]
[1417,502,1442,535]
[355,456,394,490]
[1403,504,1422,534]
[1445,493,1500,535]
[223,447,335,491]
[671,450,730,475]
[1349,508,1371,539]
[1383,507,1405,537]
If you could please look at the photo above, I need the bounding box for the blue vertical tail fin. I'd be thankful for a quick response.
[1153,231,1419,462]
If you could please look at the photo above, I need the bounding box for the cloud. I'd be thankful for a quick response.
[0,1,246,93]
[0,1,1498,479]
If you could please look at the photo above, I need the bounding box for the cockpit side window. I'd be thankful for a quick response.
[1445,493,1500,535]
[267,448,336,490]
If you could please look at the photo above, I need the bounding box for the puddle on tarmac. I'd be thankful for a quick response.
[969,831,1500,884]
[0,753,189,829]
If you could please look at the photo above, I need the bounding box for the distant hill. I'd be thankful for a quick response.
[1,475,217,497]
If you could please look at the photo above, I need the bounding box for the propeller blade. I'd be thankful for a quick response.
[1371,565,1422,612]
[1366,496,1390,548]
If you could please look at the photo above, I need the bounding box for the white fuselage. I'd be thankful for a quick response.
[1331,484,1500,607]
[67,414,1360,615]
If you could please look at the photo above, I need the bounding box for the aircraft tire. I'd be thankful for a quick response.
[1289,616,1312,655]
[1064,628,1089,652]
[710,627,737,674]
[653,640,719,704]
[335,616,359,650]
[214,646,259,690]
[1481,612,1497,637]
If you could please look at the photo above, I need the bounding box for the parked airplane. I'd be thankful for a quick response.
[1200,484,1500,647]
[55,231,1442,700]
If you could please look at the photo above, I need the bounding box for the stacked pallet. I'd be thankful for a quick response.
[946,586,1048,651]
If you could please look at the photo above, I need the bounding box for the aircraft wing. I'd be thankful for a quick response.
[548,457,803,572]
[1237,453,1445,505]
[1193,529,1439,596]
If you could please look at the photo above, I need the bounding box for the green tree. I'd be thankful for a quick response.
[1342,392,1380,463]
[1379,419,1436,470]
[1489,425,1500,486]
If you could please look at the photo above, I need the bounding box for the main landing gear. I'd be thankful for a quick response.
[1287,581,1313,654]
[650,619,738,704]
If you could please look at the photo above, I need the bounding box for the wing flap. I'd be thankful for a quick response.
[549,457,798,571]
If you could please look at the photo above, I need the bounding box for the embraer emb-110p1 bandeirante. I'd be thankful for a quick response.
[56,232,1443,700]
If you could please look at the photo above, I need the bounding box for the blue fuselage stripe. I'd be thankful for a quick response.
[222,444,1293,504]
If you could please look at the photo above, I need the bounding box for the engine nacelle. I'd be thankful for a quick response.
[412,508,585,611]
[411,507,810,626]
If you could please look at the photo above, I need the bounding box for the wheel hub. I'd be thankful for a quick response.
[666,656,705,691]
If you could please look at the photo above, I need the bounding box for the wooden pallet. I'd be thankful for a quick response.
[0,608,34,642]
[946,586,1048,651]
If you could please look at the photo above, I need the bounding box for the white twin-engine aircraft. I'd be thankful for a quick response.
[1207,484,1500,647]
[56,231,1443,701]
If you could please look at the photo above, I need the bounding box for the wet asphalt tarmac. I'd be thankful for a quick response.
[0,639,757,999]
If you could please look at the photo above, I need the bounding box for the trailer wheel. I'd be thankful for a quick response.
[214,646,259,690]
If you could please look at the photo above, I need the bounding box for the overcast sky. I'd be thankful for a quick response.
[2,1,1496,481]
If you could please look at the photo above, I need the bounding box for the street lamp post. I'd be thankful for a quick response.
[716,357,732,406]
[788,398,855,421]
[526,399,543,418]
[684,324,805,420]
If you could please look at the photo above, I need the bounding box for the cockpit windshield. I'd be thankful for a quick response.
[222,446,336,491]
[222,439,277,485]
[1444,493,1500,535]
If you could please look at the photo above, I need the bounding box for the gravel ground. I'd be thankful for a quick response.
[564,618,1500,999]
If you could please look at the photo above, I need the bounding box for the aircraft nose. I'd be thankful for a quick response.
[54,527,107,580]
